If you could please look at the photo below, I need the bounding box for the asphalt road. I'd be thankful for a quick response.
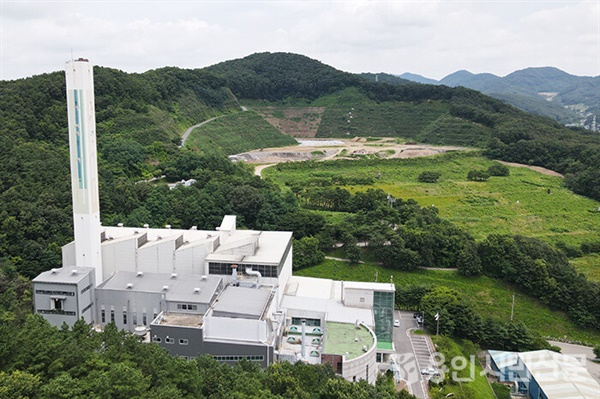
[392,310,434,399]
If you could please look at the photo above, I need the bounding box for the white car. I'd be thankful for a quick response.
[393,319,400,327]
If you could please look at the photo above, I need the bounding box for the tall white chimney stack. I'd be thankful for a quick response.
[65,58,103,285]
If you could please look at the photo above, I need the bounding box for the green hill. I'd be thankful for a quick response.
[206,53,600,202]
[184,110,297,155]
[0,67,239,276]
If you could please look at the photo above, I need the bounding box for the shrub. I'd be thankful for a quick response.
[487,163,510,176]
[467,170,489,181]
[418,171,442,183]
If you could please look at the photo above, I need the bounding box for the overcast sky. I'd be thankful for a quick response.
[1,0,598,81]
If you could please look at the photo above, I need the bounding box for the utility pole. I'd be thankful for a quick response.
[510,293,515,322]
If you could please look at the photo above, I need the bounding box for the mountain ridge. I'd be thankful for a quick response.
[397,66,599,129]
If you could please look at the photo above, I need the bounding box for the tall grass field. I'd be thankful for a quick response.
[264,151,600,280]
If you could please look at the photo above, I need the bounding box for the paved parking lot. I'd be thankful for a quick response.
[391,310,437,399]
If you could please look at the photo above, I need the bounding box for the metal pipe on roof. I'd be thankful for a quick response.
[245,267,262,288]
[231,264,238,286]
[301,319,306,359]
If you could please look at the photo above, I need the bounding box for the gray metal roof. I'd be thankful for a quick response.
[212,286,271,319]
[98,271,222,305]
[32,266,94,284]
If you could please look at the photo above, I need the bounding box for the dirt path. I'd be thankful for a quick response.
[497,160,563,178]
[254,163,276,177]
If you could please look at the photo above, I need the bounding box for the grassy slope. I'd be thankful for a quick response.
[297,259,600,344]
[429,336,496,399]
[184,110,297,155]
[264,152,600,248]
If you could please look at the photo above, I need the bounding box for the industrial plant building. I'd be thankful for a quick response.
[31,58,394,384]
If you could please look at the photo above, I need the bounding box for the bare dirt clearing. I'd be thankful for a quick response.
[234,137,471,166]
[254,107,325,138]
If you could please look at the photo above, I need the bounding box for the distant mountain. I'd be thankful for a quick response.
[399,67,599,129]
[397,73,437,85]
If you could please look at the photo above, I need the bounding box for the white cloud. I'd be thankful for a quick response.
[1,0,598,81]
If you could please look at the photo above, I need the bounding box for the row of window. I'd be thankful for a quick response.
[38,309,76,316]
[82,302,93,314]
[81,284,92,294]
[213,355,264,362]
[291,317,321,327]
[177,304,198,311]
[208,262,279,278]
[100,309,154,325]
[152,336,189,345]
[36,290,74,296]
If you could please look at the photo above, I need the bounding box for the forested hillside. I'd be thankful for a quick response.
[208,53,600,202]
[0,67,239,277]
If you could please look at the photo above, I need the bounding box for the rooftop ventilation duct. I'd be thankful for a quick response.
[165,224,171,229]
[231,265,238,285]
[117,223,123,227]
[143,224,149,228]
[194,287,200,293]
[162,285,169,291]
[71,269,78,276]
[301,319,306,359]
[245,267,262,288]
[137,271,144,277]
[126,283,133,289]
[190,226,197,230]
[171,273,177,279]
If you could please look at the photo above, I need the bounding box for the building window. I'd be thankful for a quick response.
[110,310,115,323]
[143,313,147,325]
[123,311,128,325]
[213,355,264,362]
[176,304,198,311]
[291,317,321,327]
[179,339,189,345]
[101,309,106,323]
[152,336,161,343]
[366,365,369,380]
[360,297,365,303]
[337,362,343,374]
[165,337,174,344]
[36,290,75,296]
[133,312,137,326]
[51,298,64,311]
[208,262,278,278]
[80,284,92,294]
[82,302,93,314]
